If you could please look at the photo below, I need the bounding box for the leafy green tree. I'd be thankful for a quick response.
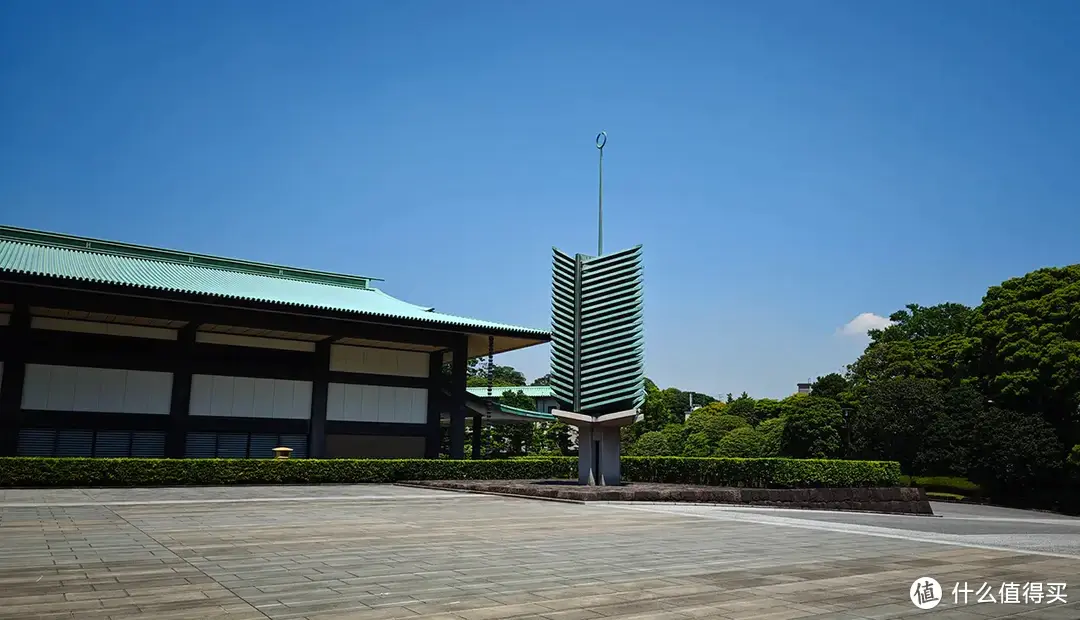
[639,389,674,432]
[970,265,1080,444]
[686,409,749,444]
[715,427,766,458]
[660,424,690,455]
[530,374,551,386]
[846,303,976,392]
[966,407,1064,496]
[811,373,848,401]
[534,421,573,455]
[725,393,757,423]
[753,398,785,422]
[499,390,534,411]
[623,388,671,443]
[780,395,843,458]
[850,377,944,473]
[475,390,538,456]
[627,431,671,456]
[682,432,712,457]
[659,388,717,421]
[757,417,785,457]
[466,361,527,387]
[914,384,983,476]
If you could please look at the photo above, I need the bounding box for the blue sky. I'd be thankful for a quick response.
[2,1,1079,398]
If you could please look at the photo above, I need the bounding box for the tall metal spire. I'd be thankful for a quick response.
[596,131,606,256]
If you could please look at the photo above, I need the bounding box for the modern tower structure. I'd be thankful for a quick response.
[548,134,646,485]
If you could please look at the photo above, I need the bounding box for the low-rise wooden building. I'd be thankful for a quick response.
[0,226,549,459]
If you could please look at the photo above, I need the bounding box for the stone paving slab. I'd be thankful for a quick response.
[0,485,1077,619]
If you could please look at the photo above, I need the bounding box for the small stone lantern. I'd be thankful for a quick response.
[272,446,293,459]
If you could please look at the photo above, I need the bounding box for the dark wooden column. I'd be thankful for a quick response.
[424,351,443,459]
[471,415,482,459]
[0,304,29,456]
[307,339,331,458]
[449,335,467,459]
[165,323,196,458]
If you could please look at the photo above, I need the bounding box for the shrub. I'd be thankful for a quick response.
[682,432,712,457]
[714,427,765,458]
[622,457,901,488]
[0,457,577,487]
[626,431,672,456]
[0,456,902,489]
[900,475,982,497]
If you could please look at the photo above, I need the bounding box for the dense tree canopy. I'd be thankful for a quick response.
[810,373,848,401]
[971,265,1080,439]
[466,360,526,387]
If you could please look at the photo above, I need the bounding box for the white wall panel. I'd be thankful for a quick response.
[326,383,426,423]
[210,375,234,417]
[252,378,276,419]
[189,374,213,418]
[289,381,312,419]
[272,380,294,419]
[189,374,311,419]
[329,345,428,378]
[125,371,173,415]
[97,368,128,413]
[46,366,76,411]
[230,376,256,417]
[31,316,177,340]
[21,364,172,414]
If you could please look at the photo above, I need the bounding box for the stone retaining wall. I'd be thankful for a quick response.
[404,480,935,515]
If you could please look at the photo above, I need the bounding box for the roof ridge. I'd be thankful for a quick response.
[0,225,382,290]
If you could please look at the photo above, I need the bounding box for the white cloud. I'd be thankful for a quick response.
[838,312,893,337]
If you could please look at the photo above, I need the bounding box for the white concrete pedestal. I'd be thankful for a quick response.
[552,409,642,486]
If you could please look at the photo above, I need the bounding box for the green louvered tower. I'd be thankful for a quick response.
[549,245,645,486]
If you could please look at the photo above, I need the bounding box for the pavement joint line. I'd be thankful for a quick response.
[597,502,1080,525]
[599,503,1080,561]
[0,494,497,508]
[393,482,587,505]
[99,503,273,620]
[590,501,944,517]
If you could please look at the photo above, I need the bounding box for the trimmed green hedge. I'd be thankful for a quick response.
[0,456,900,488]
[623,457,901,488]
[0,457,577,487]
[900,475,982,497]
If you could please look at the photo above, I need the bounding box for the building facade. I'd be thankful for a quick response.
[465,385,558,416]
[0,226,550,459]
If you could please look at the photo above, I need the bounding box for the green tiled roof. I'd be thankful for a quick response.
[0,226,549,336]
[466,386,554,399]
[495,403,556,421]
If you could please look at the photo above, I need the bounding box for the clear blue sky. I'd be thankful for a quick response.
[2,1,1079,399]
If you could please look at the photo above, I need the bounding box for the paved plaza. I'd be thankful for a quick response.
[0,485,1078,620]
